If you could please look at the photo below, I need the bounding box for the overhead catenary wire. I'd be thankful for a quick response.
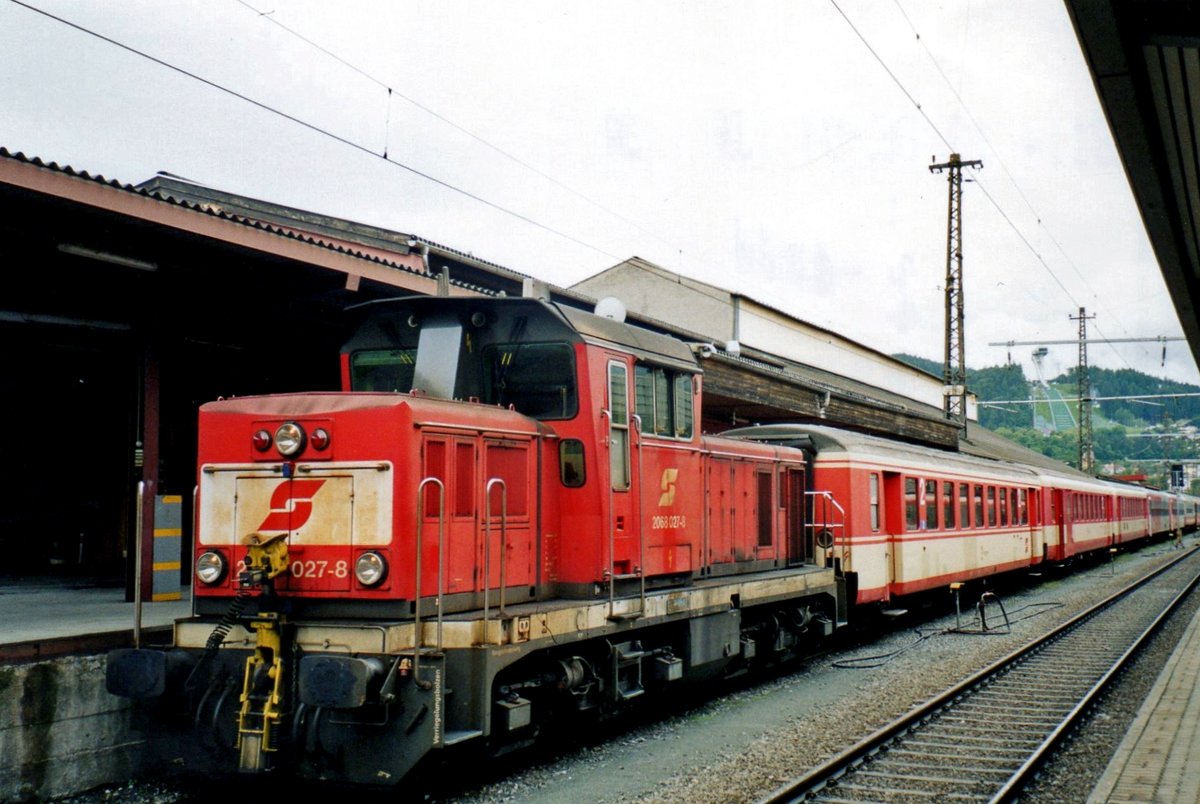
[231,0,685,258]
[891,0,1151,361]
[9,0,623,263]
[846,0,1173,376]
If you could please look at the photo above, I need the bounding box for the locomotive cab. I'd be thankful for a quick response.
[344,296,582,421]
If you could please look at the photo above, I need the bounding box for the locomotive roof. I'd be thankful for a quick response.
[347,295,698,371]
[554,302,698,371]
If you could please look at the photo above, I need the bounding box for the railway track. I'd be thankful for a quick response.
[761,547,1200,804]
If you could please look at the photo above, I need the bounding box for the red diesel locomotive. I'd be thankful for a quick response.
[107,294,1193,785]
[108,295,845,784]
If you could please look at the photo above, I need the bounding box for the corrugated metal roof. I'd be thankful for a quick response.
[0,147,496,294]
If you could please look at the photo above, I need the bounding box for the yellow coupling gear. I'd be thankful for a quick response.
[235,532,291,772]
[236,613,287,772]
[242,531,290,584]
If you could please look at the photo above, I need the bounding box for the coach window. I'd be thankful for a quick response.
[959,483,970,528]
[974,485,984,527]
[987,487,997,527]
[869,473,880,531]
[924,479,938,529]
[999,487,1008,526]
[608,362,630,490]
[943,481,955,529]
[1011,490,1020,525]
[905,478,919,531]
[634,365,695,439]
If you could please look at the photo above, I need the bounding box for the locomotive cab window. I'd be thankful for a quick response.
[350,349,417,392]
[481,342,578,420]
[634,364,695,439]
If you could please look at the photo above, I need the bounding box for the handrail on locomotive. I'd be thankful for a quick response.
[413,476,444,688]
[483,476,508,624]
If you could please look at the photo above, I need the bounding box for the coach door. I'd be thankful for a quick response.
[1048,488,1069,561]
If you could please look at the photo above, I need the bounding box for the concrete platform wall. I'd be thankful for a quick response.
[0,655,149,802]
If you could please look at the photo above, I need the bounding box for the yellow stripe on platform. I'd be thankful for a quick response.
[153,561,181,571]
[161,495,183,504]
[153,528,183,537]
[152,592,183,602]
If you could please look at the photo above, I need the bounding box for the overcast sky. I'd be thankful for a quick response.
[4,0,1197,389]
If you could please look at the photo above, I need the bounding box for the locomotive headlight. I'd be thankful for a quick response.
[196,550,227,585]
[274,422,306,456]
[355,551,388,586]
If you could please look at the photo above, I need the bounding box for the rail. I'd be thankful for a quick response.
[758,546,1200,803]
[483,478,508,627]
[413,477,445,689]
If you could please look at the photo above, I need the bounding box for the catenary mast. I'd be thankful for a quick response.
[930,153,982,431]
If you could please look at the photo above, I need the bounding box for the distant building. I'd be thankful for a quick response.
[572,257,977,419]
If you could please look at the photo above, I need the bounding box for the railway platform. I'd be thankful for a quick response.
[1089,601,1200,803]
[0,576,190,659]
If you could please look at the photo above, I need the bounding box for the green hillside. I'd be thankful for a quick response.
[892,353,1200,484]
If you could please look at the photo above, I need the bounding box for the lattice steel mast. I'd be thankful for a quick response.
[930,153,982,429]
[1071,307,1096,473]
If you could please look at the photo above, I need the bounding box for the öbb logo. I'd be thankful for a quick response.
[257,479,327,532]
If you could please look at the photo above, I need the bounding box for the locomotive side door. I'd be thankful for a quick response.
[784,467,809,566]
[481,437,536,596]
[421,436,479,598]
[605,359,641,581]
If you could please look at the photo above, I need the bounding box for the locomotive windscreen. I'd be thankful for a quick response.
[344,297,581,420]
